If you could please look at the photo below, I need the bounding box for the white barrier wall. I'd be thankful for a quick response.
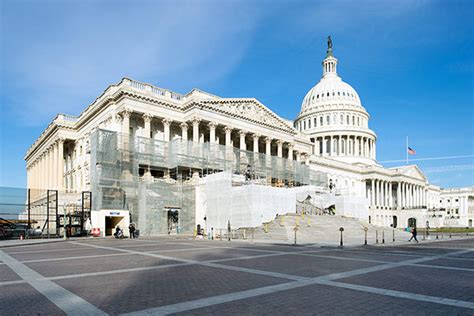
[196,172,368,232]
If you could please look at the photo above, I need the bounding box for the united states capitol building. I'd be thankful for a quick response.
[24,39,473,236]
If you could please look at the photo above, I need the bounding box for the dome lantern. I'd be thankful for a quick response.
[322,36,337,78]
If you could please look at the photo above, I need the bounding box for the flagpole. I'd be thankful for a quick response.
[406,136,408,165]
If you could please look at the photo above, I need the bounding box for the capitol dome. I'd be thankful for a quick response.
[294,37,377,166]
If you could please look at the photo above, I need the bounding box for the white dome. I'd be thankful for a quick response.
[295,38,377,166]
[301,76,362,114]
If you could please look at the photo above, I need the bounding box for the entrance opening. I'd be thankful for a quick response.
[392,216,398,228]
[105,216,124,236]
[167,210,179,234]
[408,217,417,228]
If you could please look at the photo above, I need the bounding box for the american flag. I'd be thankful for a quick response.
[408,147,416,155]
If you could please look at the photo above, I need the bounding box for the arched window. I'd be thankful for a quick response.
[333,114,337,124]
[340,115,344,124]
[326,115,330,125]
[346,115,350,124]
[341,139,345,154]
[303,121,306,130]
[320,117,323,126]
[308,119,311,129]
[352,116,355,125]
[327,92,330,97]
[314,117,317,126]
[357,117,360,126]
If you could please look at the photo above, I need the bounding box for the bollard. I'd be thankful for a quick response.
[294,226,298,246]
[339,227,344,247]
[382,231,385,244]
[393,230,395,243]
[227,220,231,242]
[211,227,214,240]
[376,230,379,244]
[449,231,452,238]
[364,227,368,245]
[436,230,438,240]
[467,227,469,237]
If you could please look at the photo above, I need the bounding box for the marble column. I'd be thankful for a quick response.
[288,144,294,160]
[389,182,393,209]
[192,117,201,143]
[208,121,217,144]
[225,127,232,147]
[296,151,301,162]
[49,147,54,189]
[57,139,64,191]
[143,113,152,138]
[163,118,171,142]
[253,134,259,153]
[265,137,271,155]
[371,179,375,207]
[322,136,327,156]
[396,182,401,209]
[180,122,188,141]
[277,140,283,158]
[239,131,247,151]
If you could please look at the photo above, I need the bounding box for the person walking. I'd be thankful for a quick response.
[408,226,419,243]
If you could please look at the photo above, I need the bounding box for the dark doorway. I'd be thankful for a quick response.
[105,216,123,236]
[392,216,398,228]
[167,210,179,234]
[408,217,417,228]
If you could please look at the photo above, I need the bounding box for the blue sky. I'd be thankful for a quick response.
[0,0,473,188]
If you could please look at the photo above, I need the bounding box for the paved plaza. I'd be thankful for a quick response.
[0,237,473,315]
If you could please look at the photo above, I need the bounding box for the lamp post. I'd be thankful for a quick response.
[339,227,344,247]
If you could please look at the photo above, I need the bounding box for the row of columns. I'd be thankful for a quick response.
[314,135,375,159]
[27,138,64,191]
[369,179,427,210]
[120,110,310,162]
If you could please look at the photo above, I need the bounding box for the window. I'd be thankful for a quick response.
[357,117,360,126]
[340,115,343,124]
[352,116,355,125]
[326,116,330,125]
[347,115,350,124]
[455,199,459,202]
[341,139,345,154]
[338,91,341,96]
[327,92,329,97]
[317,94,319,99]
[314,118,317,126]
[332,92,335,96]
[320,117,323,126]
[343,92,345,96]
[304,121,306,130]
[308,119,311,129]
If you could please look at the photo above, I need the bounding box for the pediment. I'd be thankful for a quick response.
[199,99,296,134]
[397,165,427,181]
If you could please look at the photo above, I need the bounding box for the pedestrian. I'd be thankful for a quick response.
[408,226,419,243]
[129,223,136,239]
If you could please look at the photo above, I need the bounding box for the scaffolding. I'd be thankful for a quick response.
[90,129,327,235]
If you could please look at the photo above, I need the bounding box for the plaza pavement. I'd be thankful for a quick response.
[0,237,473,315]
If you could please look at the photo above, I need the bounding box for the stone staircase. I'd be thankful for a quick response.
[244,213,412,246]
